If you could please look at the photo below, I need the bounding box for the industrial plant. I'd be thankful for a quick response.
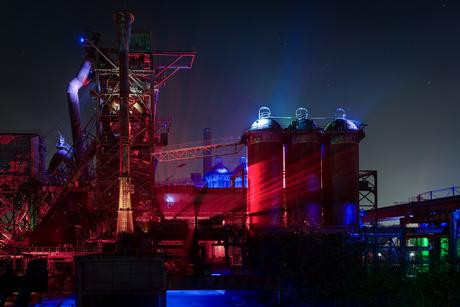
[1,10,460,307]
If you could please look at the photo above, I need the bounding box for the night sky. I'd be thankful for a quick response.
[1,1,459,208]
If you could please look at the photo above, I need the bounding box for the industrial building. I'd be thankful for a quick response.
[1,10,460,307]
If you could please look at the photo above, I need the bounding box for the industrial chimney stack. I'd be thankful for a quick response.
[203,127,213,176]
[113,10,135,237]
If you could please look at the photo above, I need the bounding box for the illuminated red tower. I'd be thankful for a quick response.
[243,107,284,228]
[322,108,365,228]
[284,108,322,228]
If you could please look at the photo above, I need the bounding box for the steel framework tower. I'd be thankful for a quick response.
[82,11,195,234]
[0,132,45,243]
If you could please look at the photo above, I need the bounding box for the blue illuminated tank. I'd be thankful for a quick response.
[204,157,231,188]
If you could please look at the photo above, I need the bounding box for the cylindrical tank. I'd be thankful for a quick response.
[243,107,284,228]
[322,108,364,228]
[285,108,322,228]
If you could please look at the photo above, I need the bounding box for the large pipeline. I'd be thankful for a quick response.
[66,58,92,144]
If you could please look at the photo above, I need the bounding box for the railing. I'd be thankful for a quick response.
[29,246,102,255]
[393,186,460,206]
[160,136,242,152]
[0,129,42,134]
[28,246,167,258]
[417,186,460,201]
[157,177,197,186]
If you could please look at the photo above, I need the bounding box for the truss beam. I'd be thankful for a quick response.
[153,136,245,162]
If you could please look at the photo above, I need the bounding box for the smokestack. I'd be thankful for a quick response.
[113,10,135,237]
[203,127,212,176]
[113,10,134,98]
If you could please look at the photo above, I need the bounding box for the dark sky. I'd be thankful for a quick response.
[1,1,459,207]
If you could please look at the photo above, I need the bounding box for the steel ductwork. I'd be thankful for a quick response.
[66,58,92,144]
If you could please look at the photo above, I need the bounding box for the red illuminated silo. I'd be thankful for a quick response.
[285,108,322,228]
[243,107,284,228]
[322,108,365,228]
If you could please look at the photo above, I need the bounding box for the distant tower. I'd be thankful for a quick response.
[203,127,213,176]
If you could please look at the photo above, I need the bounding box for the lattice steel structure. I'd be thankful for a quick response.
[0,132,45,243]
[152,136,245,163]
[82,16,195,229]
[359,170,377,226]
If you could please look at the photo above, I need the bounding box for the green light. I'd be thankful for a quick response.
[30,205,34,230]
[441,238,449,259]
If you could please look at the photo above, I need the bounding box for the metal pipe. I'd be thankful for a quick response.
[113,10,135,236]
[66,58,92,144]
[113,10,134,98]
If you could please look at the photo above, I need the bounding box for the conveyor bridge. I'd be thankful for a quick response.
[152,136,245,162]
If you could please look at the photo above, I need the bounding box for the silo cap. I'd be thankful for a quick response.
[294,118,319,131]
[325,108,359,131]
[249,118,282,131]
